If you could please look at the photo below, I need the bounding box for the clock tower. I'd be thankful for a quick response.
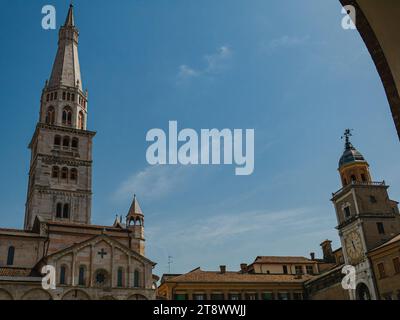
[331,130,400,300]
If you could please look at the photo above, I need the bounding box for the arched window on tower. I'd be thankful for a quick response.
[56,203,62,218]
[63,204,70,219]
[78,111,85,130]
[71,138,79,149]
[62,107,72,126]
[61,167,69,180]
[70,169,78,182]
[52,166,60,179]
[63,136,70,148]
[45,106,55,125]
[7,246,15,266]
[54,135,61,148]
[351,175,357,183]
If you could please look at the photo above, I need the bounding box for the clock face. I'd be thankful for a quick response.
[345,231,363,263]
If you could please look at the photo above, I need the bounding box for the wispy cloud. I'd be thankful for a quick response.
[148,207,324,246]
[113,165,193,201]
[177,45,233,82]
[261,35,311,53]
[147,206,334,273]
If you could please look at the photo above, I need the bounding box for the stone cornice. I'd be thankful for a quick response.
[35,186,92,196]
[29,123,96,148]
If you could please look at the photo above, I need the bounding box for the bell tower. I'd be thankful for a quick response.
[126,195,146,256]
[331,130,400,300]
[24,5,96,230]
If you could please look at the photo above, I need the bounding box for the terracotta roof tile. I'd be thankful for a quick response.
[165,269,314,284]
[253,256,314,264]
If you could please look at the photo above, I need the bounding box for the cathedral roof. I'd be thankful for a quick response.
[339,130,367,168]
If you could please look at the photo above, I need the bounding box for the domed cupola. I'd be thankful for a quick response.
[338,129,372,187]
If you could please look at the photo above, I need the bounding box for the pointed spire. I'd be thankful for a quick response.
[64,4,75,27]
[48,4,82,90]
[127,195,144,217]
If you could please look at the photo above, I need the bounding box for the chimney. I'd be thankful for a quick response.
[220,265,226,274]
[240,263,248,273]
[310,252,315,260]
[320,240,335,263]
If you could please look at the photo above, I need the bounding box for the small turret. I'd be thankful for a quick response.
[126,195,145,255]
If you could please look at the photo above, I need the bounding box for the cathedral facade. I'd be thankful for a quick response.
[0,5,157,300]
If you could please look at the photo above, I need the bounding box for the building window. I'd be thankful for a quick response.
[193,293,206,300]
[54,92,57,100]
[262,292,274,300]
[71,94,75,102]
[61,167,68,180]
[95,269,108,286]
[7,246,15,266]
[283,265,288,274]
[393,257,400,274]
[54,135,61,147]
[293,292,303,300]
[245,293,257,300]
[63,136,70,148]
[62,92,66,100]
[67,92,71,101]
[277,292,290,300]
[378,263,386,279]
[295,266,303,275]
[344,206,351,219]
[70,169,77,182]
[361,174,367,182]
[228,293,240,300]
[210,293,224,300]
[370,196,377,203]
[45,106,55,125]
[62,107,72,126]
[52,166,60,178]
[351,175,356,182]
[63,204,70,219]
[71,138,79,149]
[78,111,85,130]
[60,266,66,285]
[306,265,314,275]
[56,203,62,218]
[46,94,50,102]
[134,270,140,288]
[117,268,123,287]
[78,266,85,286]
[377,222,385,235]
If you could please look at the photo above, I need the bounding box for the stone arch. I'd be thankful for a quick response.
[0,288,13,300]
[62,289,91,300]
[356,282,371,300]
[21,288,53,300]
[127,294,148,300]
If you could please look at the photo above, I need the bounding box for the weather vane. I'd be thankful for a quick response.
[341,128,353,142]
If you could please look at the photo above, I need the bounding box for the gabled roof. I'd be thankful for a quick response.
[43,233,156,266]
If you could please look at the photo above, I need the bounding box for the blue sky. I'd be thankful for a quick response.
[1,0,400,276]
